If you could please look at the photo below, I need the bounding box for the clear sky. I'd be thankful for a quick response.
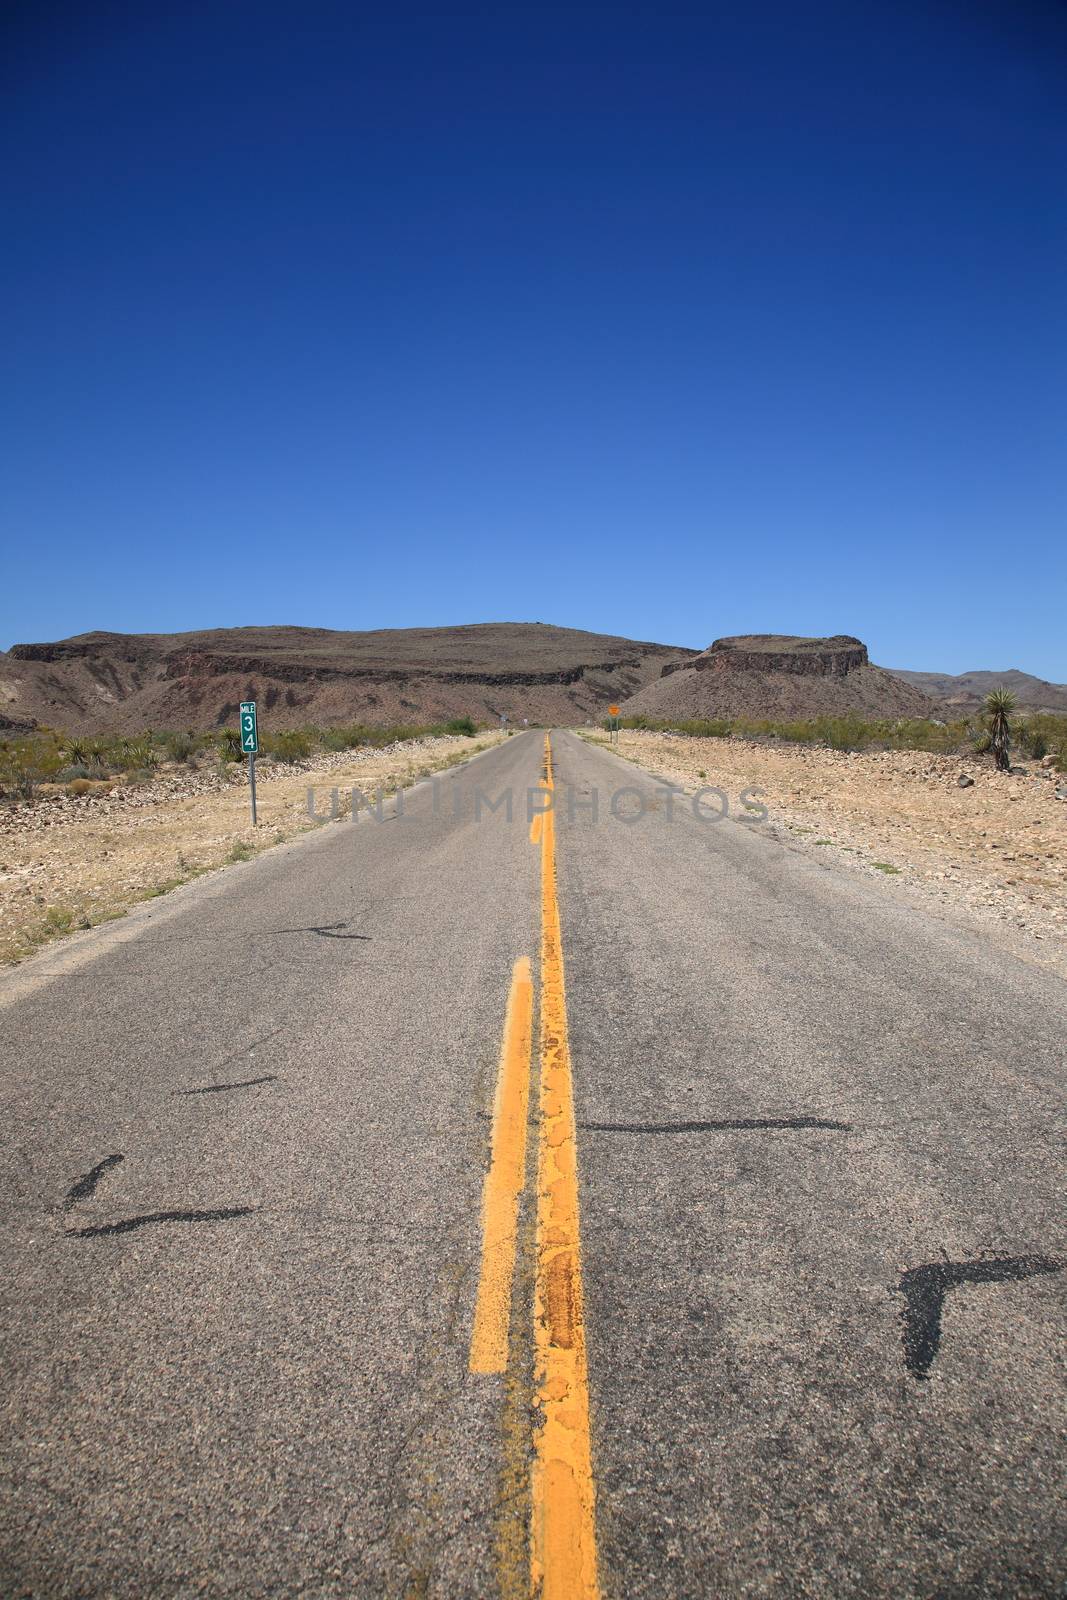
[3,1,1065,677]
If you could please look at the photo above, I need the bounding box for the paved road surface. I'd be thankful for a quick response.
[1,730,1064,1597]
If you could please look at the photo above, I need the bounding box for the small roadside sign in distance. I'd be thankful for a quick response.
[240,701,259,824]
[608,704,619,716]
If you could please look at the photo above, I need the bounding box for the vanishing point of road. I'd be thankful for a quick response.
[1,730,1064,1597]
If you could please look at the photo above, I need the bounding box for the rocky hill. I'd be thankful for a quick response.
[620,635,930,721]
[892,667,1067,716]
[0,623,697,734]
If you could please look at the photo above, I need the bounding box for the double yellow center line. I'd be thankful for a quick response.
[470,734,600,1600]
[469,954,533,1373]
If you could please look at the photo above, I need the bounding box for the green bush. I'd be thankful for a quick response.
[614,712,1028,758]
[163,730,196,763]
[1018,726,1047,760]
[0,733,65,800]
[268,730,313,763]
[1,715,495,801]
[120,737,157,770]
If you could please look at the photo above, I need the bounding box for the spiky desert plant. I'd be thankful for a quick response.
[984,688,1016,772]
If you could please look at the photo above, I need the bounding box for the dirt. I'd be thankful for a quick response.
[0,731,507,964]
[588,729,1067,979]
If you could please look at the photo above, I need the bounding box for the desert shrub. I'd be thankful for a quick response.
[0,769,38,802]
[163,730,196,763]
[328,725,373,749]
[56,763,93,782]
[268,730,313,763]
[617,714,982,756]
[443,717,477,737]
[1015,714,1067,760]
[1016,724,1047,760]
[814,714,870,751]
[121,738,157,770]
[0,734,65,800]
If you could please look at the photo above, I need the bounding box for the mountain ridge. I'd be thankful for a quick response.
[0,622,697,734]
[892,667,1067,716]
[3,622,1063,735]
[620,634,931,721]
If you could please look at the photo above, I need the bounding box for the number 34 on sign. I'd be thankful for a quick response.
[240,702,259,754]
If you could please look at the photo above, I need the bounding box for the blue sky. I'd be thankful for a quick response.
[3,1,1065,676]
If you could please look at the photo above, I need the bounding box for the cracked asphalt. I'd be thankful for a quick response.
[1,729,1064,1597]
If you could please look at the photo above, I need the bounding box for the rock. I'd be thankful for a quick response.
[957,774,975,788]
[1055,785,1067,802]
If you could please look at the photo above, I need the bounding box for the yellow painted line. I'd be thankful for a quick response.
[470,956,535,1374]
[531,733,600,1600]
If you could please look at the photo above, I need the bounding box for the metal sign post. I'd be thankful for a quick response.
[240,701,259,825]
[608,704,620,745]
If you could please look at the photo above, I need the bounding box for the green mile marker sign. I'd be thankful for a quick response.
[240,701,259,825]
[240,701,259,754]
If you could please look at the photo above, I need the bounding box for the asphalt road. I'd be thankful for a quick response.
[1,729,1064,1598]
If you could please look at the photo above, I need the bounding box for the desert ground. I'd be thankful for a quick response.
[585,728,1067,978]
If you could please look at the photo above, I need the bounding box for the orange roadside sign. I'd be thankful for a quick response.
[608,704,620,716]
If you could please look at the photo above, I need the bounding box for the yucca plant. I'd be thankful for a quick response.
[984,688,1016,772]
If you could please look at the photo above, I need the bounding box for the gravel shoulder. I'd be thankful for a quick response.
[0,731,507,964]
[584,729,1067,980]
